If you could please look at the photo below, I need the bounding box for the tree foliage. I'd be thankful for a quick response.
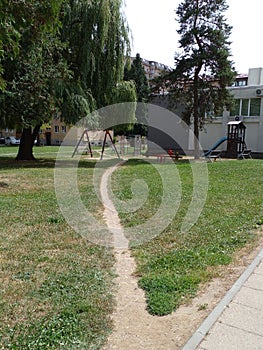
[0,0,67,160]
[172,0,236,157]
[0,0,63,91]
[104,80,137,134]
[0,0,136,160]
[59,0,137,132]
[61,0,133,112]
[124,53,150,103]
[124,53,150,135]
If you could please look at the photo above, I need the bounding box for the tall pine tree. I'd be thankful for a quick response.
[124,54,150,103]
[124,53,150,135]
[172,0,236,158]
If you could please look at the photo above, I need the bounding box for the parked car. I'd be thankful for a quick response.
[5,136,20,146]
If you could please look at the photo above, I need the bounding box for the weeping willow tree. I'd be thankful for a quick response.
[60,0,136,126]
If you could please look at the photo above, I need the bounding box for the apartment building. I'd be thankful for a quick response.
[139,58,172,80]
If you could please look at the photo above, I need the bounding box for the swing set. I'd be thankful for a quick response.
[72,129,120,160]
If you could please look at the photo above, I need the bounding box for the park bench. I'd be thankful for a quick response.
[155,150,183,163]
[206,149,222,162]
[237,149,252,159]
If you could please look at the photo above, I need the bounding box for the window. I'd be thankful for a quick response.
[249,98,261,116]
[241,99,249,116]
[61,125,66,133]
[236,80,247,86]
[230,98,261,117]
[54,125,59,133]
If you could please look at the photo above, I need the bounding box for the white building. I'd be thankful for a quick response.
[149,67,263,157]
[199,67,263,156]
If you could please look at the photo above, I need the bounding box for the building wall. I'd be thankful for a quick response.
[199,119,227,151]
[139,58,172,81]
[149,67,263,156]
[248,68,263,85]
[190,68,263,154]
[0,129,16,138]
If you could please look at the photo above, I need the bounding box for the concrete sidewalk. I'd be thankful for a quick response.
[182,247,263,350]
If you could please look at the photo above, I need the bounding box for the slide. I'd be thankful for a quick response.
[203,136,227,157]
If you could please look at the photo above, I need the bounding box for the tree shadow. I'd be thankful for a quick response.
[0,155,191,171]
[0,157,98,170]
[123,158,191,167]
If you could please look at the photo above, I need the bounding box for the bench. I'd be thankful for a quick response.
[206,150,222,162]
[155,152,183,163]
[237,149,252,159]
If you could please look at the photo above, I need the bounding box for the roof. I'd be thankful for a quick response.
[227,121,246,127]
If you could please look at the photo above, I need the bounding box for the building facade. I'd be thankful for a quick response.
[199,67,263,155]
[139,58,172,81]
[149,67,263,157]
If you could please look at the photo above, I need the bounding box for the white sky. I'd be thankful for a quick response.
[124,0,263,73]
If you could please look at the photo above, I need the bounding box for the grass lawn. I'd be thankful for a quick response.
[112,159,263,315]
[0,146,115,349]
[1,146,263,346]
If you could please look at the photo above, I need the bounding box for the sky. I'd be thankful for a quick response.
[124,0,263,73]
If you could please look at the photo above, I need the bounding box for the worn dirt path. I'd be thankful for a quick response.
[100,162,263,350]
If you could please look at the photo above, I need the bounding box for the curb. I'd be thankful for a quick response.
[182,246,263,350]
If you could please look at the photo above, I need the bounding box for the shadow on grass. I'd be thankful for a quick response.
[0,155,192,171]
[0,157,97,170]
[124,158,191,166]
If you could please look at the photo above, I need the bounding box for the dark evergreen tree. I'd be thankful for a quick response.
[124,53,150,135]
[172,0,236,158]
[125,53,150,102]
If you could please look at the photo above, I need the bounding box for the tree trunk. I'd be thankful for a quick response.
[193,109,200,159]
[193,76,200,159]
[16,125,41,161]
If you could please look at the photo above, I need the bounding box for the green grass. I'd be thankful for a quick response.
[0,147,115,349]
[1,146,263,336]
[0,145,62,158]
[112,159,263,315]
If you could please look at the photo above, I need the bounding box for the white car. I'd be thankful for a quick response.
[5,136,20,146]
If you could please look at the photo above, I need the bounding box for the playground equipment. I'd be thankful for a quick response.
[203,136,227,157]
[117,135,144,156]
[226,121,246,158]
[72,129,120,159]
[100,130,120,160]
[72,128,92,158]
[204,121,250,159]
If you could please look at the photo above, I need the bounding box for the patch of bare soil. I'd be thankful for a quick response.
[100,163,263,350]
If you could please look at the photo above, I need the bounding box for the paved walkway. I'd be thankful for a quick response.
[182,247,263,350]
